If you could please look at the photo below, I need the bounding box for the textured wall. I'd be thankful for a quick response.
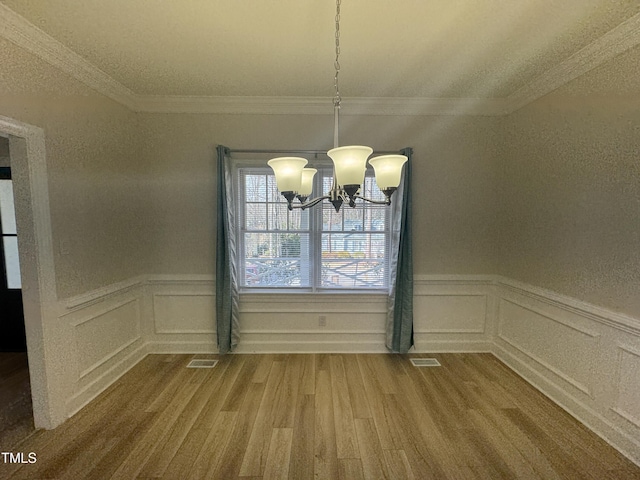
[498,93,640,318]
[0,37,147,298]
[136,113,502,276]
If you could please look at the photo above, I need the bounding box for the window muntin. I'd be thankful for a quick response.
[238,165,389,291]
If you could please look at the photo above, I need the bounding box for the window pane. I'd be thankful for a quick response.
[0,180,17,234]
[244,233,310,287]
[287,207,308,231]
[245,203,267,230]
[365,205,387,231]
[3,236,21,289]
[268,203,289,230]
[343,206,364,231]
[267,175,281,202]
[245,175,267,202]
[321,233,386,288]
[322,203,342,231]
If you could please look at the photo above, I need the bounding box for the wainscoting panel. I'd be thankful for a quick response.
[413,276,494,352]
[612,344,640,430]
[147,275,217,352]
[73,298,141,378]
[153,292,215,334]
[60,277,147,417]
[493,277,640,466]
[497,297,599,396]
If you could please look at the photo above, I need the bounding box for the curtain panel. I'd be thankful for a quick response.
[215,145,240,354]
[385,147,414,353]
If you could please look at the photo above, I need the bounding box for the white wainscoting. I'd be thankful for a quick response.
[55,273,640,465]
[144,274,495,353]
[492,277,640,466]
[147,275,217,353]
[60,276,148,417]
[413,275,495,352]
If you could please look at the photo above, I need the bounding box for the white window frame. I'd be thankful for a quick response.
[236,162,391,293]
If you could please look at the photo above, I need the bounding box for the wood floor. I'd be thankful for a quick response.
[1,353,638,479]
[0,352,34,450]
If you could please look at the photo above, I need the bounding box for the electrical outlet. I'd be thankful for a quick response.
[318,315,327,327]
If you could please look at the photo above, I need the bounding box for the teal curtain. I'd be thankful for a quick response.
[386,147,414,353]
[215,145,240,354]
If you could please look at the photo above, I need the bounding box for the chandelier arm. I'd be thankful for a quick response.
[286,195,331,211]
[353,196,391,206]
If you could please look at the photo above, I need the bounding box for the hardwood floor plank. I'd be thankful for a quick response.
[184,411,238,480]
[300,353,316,395]
[239,360,285,476]
[221,355,259,411]
[272,354,302,428]
[263,428,294,480]
[338,458,365,480]
[210,381,267,480]
[357,355,404,449]
[252,353,275,383]
[343,354,372,419]
[288,394,314,480]
[383,449,416,480]
[355,417,389,479]
[315,368,339,479]
[330,355,360,459]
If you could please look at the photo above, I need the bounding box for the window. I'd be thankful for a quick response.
[238,165,390,291]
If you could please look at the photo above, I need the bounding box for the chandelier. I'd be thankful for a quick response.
[267,0,407,213]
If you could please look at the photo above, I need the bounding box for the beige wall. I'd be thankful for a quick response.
[498,95,640,318]
[137,112,502,276]
[0,37,147,298]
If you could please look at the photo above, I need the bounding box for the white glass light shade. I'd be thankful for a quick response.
[368,155,408,190]
[327,145,373,187]
[267,157,308,192]
[299,168,317,196]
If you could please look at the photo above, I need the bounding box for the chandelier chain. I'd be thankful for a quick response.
[333,0,342,108]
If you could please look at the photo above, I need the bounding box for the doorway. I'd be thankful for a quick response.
[0,116,59,430]
[0,139,34,446]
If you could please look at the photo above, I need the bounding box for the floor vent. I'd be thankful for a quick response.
[410,358,441,367]
[187,359,218,369]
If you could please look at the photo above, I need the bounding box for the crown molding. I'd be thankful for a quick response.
[1,4,639,116]
[0,2,137,109]
[505,11,640,113]
[133,95,511,116]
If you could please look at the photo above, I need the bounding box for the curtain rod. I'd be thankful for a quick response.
[227,148,403,156]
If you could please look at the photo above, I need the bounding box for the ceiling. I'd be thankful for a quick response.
[1,1,640,114]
